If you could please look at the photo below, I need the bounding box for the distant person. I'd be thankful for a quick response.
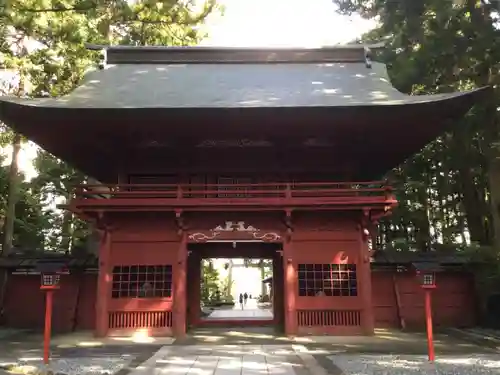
[239,293,244,309]
[243,292,248,305]
[249,294,252,299]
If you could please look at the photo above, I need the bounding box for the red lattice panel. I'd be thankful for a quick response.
[108,311,172,329]
[297,309,361,327]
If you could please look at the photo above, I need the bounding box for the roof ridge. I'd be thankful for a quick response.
[85,43,384,65]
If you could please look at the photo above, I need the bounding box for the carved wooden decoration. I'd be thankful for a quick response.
[188,221,281,243]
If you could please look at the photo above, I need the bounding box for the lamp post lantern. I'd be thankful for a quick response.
[35,260,68,365]
[413,262,439,362]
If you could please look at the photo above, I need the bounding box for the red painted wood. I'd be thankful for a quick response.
[106,219,179,336]
[76,274,97,330]
[70,181,397,215]
[425,289,435,361]
[272,252,284,330]
[96,231,111,337]
[173,234,188,337]
[0,205,478,338]
[0,269,479,334]
[370,271,477,329]
[283,240,297,336]
[371,272,399,328]
[357,227,374,334]
[289,216,366,335]
[187,254,201,326]
[43,290,54,365]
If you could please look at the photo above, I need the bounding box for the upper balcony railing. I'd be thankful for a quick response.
[70,181,397,212]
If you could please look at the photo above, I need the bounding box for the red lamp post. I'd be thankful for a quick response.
[415,266,438,362]
[35,260,67,365]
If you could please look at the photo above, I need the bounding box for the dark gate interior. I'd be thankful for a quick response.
[186,242,284,331]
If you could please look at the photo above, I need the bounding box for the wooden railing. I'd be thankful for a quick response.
[71,181,396,211]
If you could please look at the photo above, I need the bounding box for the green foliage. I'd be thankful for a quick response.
[0,0,220,97]
[333,0,500,250]
[0,152,47,249]
[201,259,221,302]
[0,0,220,253]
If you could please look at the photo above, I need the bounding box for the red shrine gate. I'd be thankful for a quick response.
[0,45,488,338]
[88,188,394,337]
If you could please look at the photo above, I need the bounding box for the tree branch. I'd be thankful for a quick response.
[10,2,97,13]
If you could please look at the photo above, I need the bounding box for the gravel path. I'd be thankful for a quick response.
[0,344,163,375]
[4,358,132,375]
[328,354,500,375]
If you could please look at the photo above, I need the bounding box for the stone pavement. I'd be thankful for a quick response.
[1,327,500,374]
[207,299,274,320]
[128,345,317,375]
[126,327,500,375]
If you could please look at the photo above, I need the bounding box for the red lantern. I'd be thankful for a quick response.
[40,273,61,290]
[35,260,68,365]
[413,262,440,362]
[417,271,436,289]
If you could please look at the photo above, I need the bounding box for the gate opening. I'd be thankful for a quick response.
[186,242,284,330]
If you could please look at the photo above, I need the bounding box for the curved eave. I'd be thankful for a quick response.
[0,85,488,114]
[0,61,488,110]
[0,86,490,181]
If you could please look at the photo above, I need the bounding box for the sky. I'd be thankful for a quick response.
[200,0,376,47]
[4,0,376,180]
[213,258,263,298]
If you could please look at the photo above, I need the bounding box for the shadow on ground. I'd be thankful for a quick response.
[176,326,497,355]
[0,332,162,374]
[176,327,286,345]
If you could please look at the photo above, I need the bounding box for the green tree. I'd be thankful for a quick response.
[0,0,221,254]
[31,150,88,251]
[201,259,220,302]
[334,0,500,250]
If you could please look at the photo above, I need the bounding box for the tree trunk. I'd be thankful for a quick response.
[488,156,500,249]
[60,192,74,251]
[415,184,431,251]
[2,133,21,256]
[453,126,490,245]
[0,132,21,321]
[460,164,489,244]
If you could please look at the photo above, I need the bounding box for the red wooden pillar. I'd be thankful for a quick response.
[358,224,374,334]
[173,233,188,337]
[43,289,54,364]
[272,255,278,325]
[283,240,297,336]
[273,251,284,329]
[95,230,111,337]
[188,253,201,326]
[425,289,435,361]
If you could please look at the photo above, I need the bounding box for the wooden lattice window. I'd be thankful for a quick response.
[297,264,357,297]
[111,265,173,299]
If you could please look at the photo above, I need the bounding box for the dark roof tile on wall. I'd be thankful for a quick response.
[372,250,472,265]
